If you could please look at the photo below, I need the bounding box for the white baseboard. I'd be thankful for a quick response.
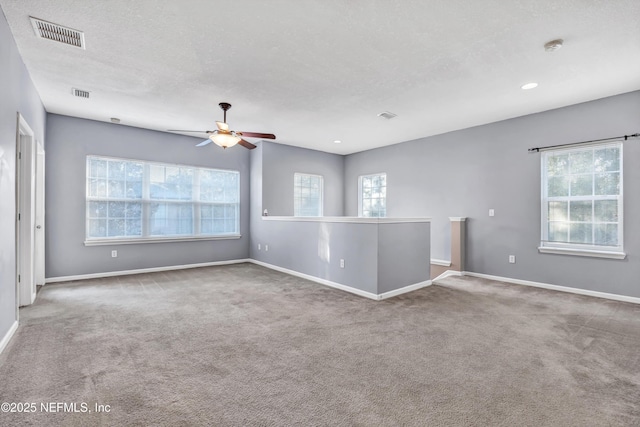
[430,259,451,267]
[462,271,640,305]
[0,321,19,356]
[45,259,251,284]
[248,259,431,300]
[432,270,463,282]
[378,280,432,300]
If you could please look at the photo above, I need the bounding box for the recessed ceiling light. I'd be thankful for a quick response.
[521,82,538,90]
[377,111,397,120]
[333,140,342,144]
[544,39,564,52]
[110,118,121,123]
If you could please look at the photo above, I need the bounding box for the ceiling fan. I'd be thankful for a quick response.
[168,102,276,150]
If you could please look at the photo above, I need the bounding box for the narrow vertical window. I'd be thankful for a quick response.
[359,173,386,218]
[294,173,323,217]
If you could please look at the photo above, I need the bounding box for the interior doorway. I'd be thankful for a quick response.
[16,113,45,308]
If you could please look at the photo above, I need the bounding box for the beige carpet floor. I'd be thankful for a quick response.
[0,263,639,426]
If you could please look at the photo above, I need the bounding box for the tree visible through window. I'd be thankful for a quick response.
[541,143,623,253]
[86,156,239,241]
[359,173,386,218]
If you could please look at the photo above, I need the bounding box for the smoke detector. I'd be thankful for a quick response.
[544,39,563,52]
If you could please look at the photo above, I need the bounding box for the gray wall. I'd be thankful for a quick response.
[250,141,345,262]
[377,222,430,293]
[345,91,640,298]
[261,142,345,216]
[0,10,46,340]
[45,114,251,278]
[256,220,380,293]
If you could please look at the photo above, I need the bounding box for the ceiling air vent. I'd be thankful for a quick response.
[377,111,397,120]
[30,17,85,49]
[72,88,90,98]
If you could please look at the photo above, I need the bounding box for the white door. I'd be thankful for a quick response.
[16,114,37,307]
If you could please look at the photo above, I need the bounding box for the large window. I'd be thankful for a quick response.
[540,143,624,257]
[86,156,240,242]
[359,173,386,218]
[294,173,323,217]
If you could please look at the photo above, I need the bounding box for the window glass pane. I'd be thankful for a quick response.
[547,176,568,197]
[548,201,567,221]
[594,147,620,172]
[548,222,568,243]
[594,224,618,246]
[547,154,569,176]
[109,161,125,179]
[88,201,107,218]
[89,219,107,238]
[107,219,125,237]
[108,180,125,198]
[569,223,592,244]
[570,175,592,196]
[90,159,107,178]
[594,173,619,196]
[570,150,593,174]
[149,203,193,236]
[569,201,592,222]
[594,200,617,222]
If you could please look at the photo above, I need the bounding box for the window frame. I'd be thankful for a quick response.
[538,142,625,259]
[84,155,241,246]
[358,172,387,218]
[293,172,324,217]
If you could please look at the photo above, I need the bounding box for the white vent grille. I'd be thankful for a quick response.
[72,88,90,98]
[30,17,85,49]
[377,111,397,120]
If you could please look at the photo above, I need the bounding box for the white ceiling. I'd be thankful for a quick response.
[2,1,639,155]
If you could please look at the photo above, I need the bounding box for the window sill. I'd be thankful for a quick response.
[84,235,241,246]
[538,246,626,260]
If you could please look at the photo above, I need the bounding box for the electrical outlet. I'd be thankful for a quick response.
[340,259,345,268]
[509,255,516,264]
[265,245,269,252]
[489,209,495,217]
[258,243,261,250]
[111,250,117,258]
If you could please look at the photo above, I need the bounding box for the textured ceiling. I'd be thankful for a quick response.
[1,0,639,154]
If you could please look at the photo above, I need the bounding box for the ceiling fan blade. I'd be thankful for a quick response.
[168,129,214,133]
[216,121,229,131]
[238,139,257,150]
[196,139,212,147]
[238,131,276,139]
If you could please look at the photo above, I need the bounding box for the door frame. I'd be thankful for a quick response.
[16,113,38,308]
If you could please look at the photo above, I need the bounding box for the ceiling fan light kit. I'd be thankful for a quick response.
[169,102,275,150]
[210,132,241,149]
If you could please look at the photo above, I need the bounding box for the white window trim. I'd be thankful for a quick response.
[84,234,241,246]
[539,142,625,259]
[358,172,387,218]
[293,172,324,217]
[85,155,241,244]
